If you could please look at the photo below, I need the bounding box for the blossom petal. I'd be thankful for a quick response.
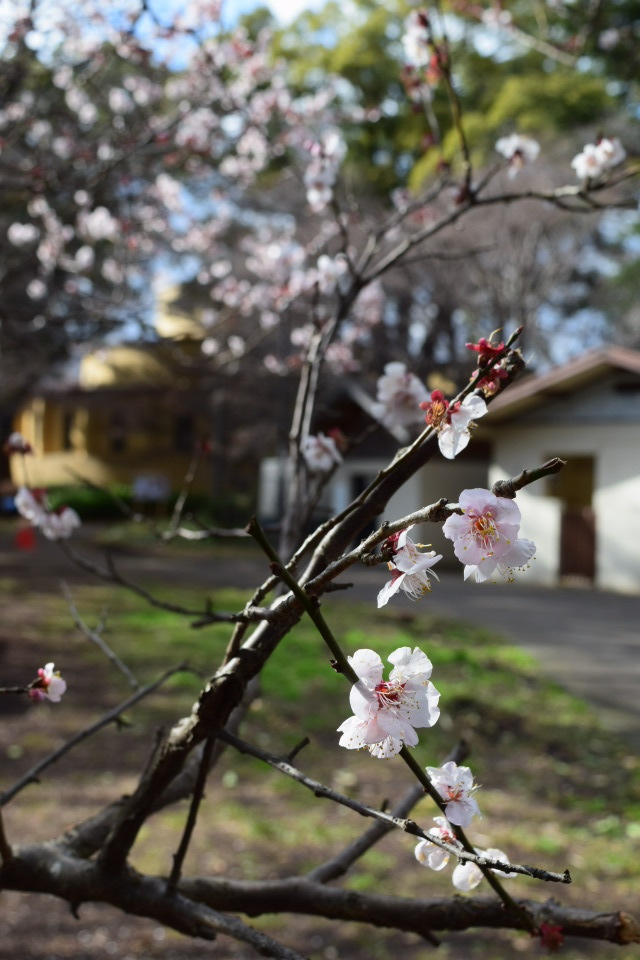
[452,860,484,891]
[377,573,403,608]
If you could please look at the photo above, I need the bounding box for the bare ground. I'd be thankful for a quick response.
[0,521,637,960]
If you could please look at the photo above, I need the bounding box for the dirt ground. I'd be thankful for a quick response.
[0,522,637,960]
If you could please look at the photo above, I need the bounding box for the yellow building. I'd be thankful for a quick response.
[10,294,213,500]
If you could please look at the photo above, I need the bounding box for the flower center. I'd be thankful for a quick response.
[470,512,498,548]
[374,679,405,708]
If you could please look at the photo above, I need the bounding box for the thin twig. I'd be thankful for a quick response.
[0,664,189,806]
[167,734,216,893]
[219,730,569,886]
[61,581,140,690]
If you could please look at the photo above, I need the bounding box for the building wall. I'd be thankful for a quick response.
[490,422,640,593]
[11,396,212,496]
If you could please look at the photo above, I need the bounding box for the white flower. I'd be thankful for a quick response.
[571,137,626,180]
[402,10,431,68]
[77,206,119,241]
[426,760,481,826]
[373,362,429,430]
[303,130,346,212]
[420,392,487,459]
[495,133,540,174]
[28,662,67,703]
[452,848,515,892]
[338,646,440,758]
[442,488,535,582]
[315,254,347,294]
[39,507,81,540]
[415,817,462,871]
[377,527,442,607]
[8,222,40,246]
[302,433,342,473]
[15,487,46,525]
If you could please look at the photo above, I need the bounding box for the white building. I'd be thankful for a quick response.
[259,347,640,593]
[484,346,640,593]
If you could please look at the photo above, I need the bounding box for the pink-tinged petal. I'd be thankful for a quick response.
[377,573,403,608]
[492,497,522,525]
[500,538,536,569]
[452,860,484,891]
[457,488,498,512]
[46,676,67,702]
[349,649,384,684]
[472,555,500,581]
[441,513,468,540]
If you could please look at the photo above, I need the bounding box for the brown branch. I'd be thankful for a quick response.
[492,458,566,499]
[57,541,268,626]
[180,877,640,946]
[0,847,308,960]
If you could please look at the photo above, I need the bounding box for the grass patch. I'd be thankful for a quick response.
[0,577,637,959]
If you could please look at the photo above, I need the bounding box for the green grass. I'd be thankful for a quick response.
[1,576,638,959]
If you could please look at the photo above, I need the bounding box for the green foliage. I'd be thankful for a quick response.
[273,0,628,194]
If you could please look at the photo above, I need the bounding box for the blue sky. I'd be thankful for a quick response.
[225,0,323,25]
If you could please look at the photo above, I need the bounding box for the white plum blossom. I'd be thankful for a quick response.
[402,10,431,68]
[77,206,119,241]
[426,761,481,827]
[420,391,488,459]
[39,507,81,540]
[302,433,342,473]
[414,817,462,871]
[373,362,429,430]
[15,486,46,525]
[15,487,80,540]
[8,222,40,246]
[571,137,626,181]
[315,254,348,294]
[495,133,540,175]
[338,646,440,759]
[442,488,536,582]
[303,130,346,213]
[452,848,516,892]
[28,662,67,703]
[377,527,442,607]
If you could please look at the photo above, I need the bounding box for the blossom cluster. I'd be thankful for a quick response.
[377,527,441,607]
[572,137,626,181]
[15,487,81,540]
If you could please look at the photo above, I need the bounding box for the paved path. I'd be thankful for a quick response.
[2,524,638,745]
[335,566,640,745]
